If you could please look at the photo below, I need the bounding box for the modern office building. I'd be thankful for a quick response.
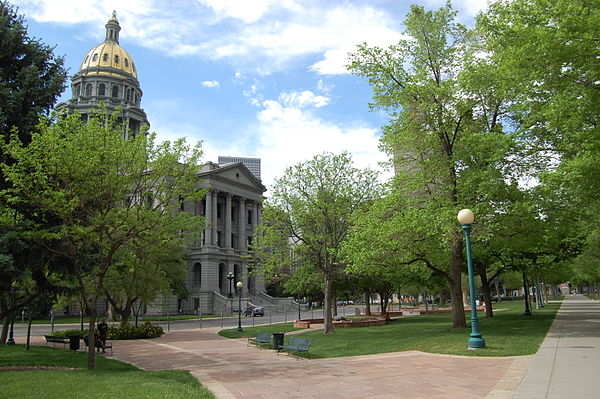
[218,156,261,181]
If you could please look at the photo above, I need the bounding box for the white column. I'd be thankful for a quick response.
[212,190,218,246]
[204,190,213,245]
[251,201,258,240]
[238,197,246,251]
[225,193,232,248]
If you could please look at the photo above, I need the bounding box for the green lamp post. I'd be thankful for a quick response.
[458,209,485,349]
[236,281,243,332]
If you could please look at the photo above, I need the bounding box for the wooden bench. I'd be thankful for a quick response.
[248,332,271,349]
[44,335,70,348]
[82,336,113,355]
[279,337,311,359]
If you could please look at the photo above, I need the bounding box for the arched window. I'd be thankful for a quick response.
[112,85,119,98]
[75,84,81,96]
[114,55,120,64]
[98,83,106,96]
[126,88,132,101]
[124,58,129,67]
[134,93,138,104]
[85,83,93,96]
[192,263,201,287]
[84,55,89,63]
[92,53,98,62]
[102,53,108,62]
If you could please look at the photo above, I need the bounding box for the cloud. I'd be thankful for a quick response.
[14,0,405,75]
[201,80,220,88]
[253,90,389,189]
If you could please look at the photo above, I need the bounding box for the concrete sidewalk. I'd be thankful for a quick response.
[513,294,600,398]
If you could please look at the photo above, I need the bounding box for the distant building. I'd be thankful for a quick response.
[218,156,261,180]
[55,13,298,317]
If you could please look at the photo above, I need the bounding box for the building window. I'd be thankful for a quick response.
[98,83,106,96]
[84,55,89,63]
[247,209,252,225]
[114,55,120,64]
[126,88,132,101]
[85,83,93,96]
[102,53,108,62]
[192,263,201,287]
[124,58,129,67]
[217,203,222,219]
[92,53,98,62]
[217,231,222,247]
[75,84,81,96]
[112,85,119,98]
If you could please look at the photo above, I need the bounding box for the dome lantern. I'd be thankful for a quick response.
[105,10,121,43]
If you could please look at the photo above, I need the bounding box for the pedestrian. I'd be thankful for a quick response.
[97,318,108,353]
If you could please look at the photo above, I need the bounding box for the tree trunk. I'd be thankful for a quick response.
[364,289,371,316]
[438,291,446,306]
[478,268,494,318]
[494,278,502,303]
[0,316,9,344]
[26,316,32,350]
[323,275,335,334]
[87,310,97,370]
[450,238,467,328]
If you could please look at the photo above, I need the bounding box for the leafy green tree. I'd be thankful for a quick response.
[2,110,203,368]
[348,3,519,328]
[0,1,67,148]
[251,152,379,333]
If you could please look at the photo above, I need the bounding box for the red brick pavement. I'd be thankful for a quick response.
[105,328,526,399]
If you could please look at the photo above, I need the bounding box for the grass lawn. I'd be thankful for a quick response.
[222,301,561,358]
[0,345,215,399]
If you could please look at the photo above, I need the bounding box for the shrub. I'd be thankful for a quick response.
[50,329,86,338]
[108,321,164,340]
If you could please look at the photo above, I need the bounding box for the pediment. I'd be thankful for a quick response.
[199,162,266,194]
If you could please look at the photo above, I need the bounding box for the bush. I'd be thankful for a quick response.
[51,329,86,338]
[108,321,164,340]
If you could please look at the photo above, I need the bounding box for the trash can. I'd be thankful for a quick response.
[68,334,81,351]
[272,332,285,350]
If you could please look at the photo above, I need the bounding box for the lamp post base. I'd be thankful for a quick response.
[6,338,15,345]
[468,336,486,349]
[523,310,532,316]
[236,326,243,332]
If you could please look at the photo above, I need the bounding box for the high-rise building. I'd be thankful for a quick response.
[218,156,261,180]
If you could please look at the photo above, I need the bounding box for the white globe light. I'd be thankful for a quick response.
[236,281,243,288]
[457,209,475,225]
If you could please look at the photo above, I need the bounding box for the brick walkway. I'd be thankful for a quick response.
[108,327,526,399]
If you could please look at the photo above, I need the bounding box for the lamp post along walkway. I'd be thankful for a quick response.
[458,209,485,349]
[236,281,243,332]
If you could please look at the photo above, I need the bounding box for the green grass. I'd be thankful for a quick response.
[218,322,301,339]
[222,301,561,359]
[586,295,599,300]
[0,345,215,399]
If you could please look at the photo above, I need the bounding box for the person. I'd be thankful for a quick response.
[97,318,108,353]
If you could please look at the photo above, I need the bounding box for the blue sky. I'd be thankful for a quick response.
[12,0,487,190]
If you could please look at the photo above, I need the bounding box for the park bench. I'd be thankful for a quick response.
[44,335,70,348]
[248,332,272,349]
[82,335,113,355]
[279,337,311,359]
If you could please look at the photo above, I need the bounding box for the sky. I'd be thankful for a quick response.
[12,0,489,191]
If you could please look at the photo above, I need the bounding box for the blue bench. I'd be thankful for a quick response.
[248,332,271,349]
[279,337,311,359]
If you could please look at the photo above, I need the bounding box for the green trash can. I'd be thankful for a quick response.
[68,334,81,351]
[272,332,285,350]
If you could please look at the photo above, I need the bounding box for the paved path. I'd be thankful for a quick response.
[513,295,600,399]
[109,326,520,399]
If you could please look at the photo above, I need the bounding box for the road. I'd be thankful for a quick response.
[10,307,330,339]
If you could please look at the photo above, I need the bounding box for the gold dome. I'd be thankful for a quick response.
[80,41,137,78]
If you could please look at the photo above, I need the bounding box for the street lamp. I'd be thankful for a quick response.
[236,281,243,332]
[6,292,16,345]
[227,272,234,298]
[297,294,302,321]
[458,209,485,349]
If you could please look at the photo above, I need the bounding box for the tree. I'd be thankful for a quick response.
[251,152,379,333]
[348,3,518,328]
[2,110,204,368]
[0,0,67,339]
[0,1,67,148]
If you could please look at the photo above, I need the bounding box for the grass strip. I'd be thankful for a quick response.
[0,345,215,399]
[221,301,560,358]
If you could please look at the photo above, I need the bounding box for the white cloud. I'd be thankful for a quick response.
[201,80,220,88]
[254,91,389,189]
